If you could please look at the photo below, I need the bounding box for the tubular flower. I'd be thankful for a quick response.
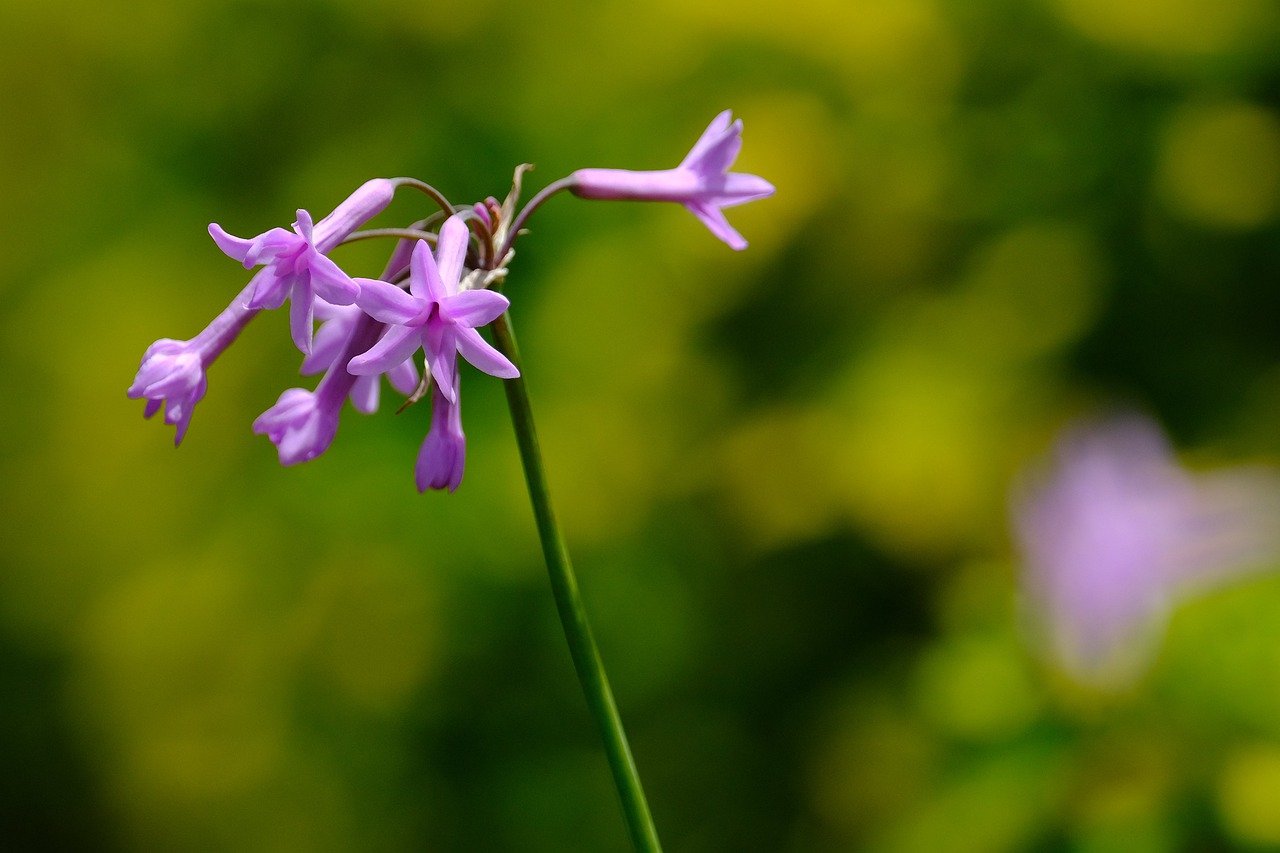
[303,301,419,414]
[1014,415,1280,686]
[416,384,466,492]
[569,110,775,250]
[348,215,518,403]
[127,281,261,444]
[209,178,396,353]
[254,312,384,464]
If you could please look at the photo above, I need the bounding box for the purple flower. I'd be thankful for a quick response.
[1014,415,1280,685]
[416,384,466,492]
[127,281,260,444]
[303,301,419,414]
[254,311,384,464]
[209,178,396,353]
[569,110,775,250]
[348,215,518,402]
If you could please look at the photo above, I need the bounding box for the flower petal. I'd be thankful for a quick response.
[354,278,422,325]
[208,223,256,265]
[427,327,459,403]
[435,215,470,296]
[408,240,442,301]
[708,173,776,208]
[289,281,316,353]
[350,374,380,414]
[442,289,509,328]
[248,269,292,310]
[347,325,422,376]
[307,251,359,305]
[685,118,743,178]
[678,110,734,169]
[685,201,747,251]
[387,357,420,395]
[303,307,355,375]
[454,326,519,379]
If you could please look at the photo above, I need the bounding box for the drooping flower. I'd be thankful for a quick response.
[127,281,261,444]
[416,384,466,492]
[1014,415,1280,686]
[209,178,396,353]
[569,110,775,250]
[303,301,419,414]
[253,311,384,464]
[348,215,518,402]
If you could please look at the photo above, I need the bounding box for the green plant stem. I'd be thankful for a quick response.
[490,313,663,853]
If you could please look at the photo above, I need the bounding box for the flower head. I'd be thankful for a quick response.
[570,110,775,250]
[127,282,260,444]
[209,179,395,353]
[252,388,340,466]
[416,384,466,492]
[254,310,385,464]
[128,340,207,445]
[348,216,518,402]
[1014,415,1280,685]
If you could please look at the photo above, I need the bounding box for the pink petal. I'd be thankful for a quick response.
[685,201,747,251]
[387,357,420,395]
[442,289,509,328]
[435,215,470,296]
[408,240,443,301]
[454,326,519,379]
[347,325,422,376]
[350,374,380,414]
[308,252,359,305]
[678,110,735,169]
[289,283,316,353]
[355,278,423,325]
[209,223,256,265]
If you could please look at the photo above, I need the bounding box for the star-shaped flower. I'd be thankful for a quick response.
[209,179,395,353]
[348,215,518,401]
[569,110,775,250]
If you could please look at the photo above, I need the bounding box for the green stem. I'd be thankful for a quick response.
[490,313,663,853]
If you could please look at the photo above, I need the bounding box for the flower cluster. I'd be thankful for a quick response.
[128,112,774,491]
[1013,415,1280,685]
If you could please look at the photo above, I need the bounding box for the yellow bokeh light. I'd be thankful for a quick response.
[1052,0,1268,57]
[1218,745,1280,844]
[1158,101,1280,228]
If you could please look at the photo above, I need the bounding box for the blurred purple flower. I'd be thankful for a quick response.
[209,178,395,353]
[570,110,775,250]
[416,384,466,492]
[348,216,517,403]
[1014,415,1280,685]
[127,281,260,445]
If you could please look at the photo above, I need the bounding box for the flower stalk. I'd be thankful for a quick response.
[490,312,663,853]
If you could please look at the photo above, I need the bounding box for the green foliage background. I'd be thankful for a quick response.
[2,0,1280,849]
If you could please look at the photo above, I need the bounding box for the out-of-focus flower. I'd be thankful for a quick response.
[127,282,260,444]
[416,384,466,492]
[210,179,395,352]
[1014,415,1280,686]
[303,301,419,414]
[348,217,517,402]
[254,312,384,464]
[569,110,775,250]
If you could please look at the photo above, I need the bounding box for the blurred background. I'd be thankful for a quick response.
[2,0,1280,849]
